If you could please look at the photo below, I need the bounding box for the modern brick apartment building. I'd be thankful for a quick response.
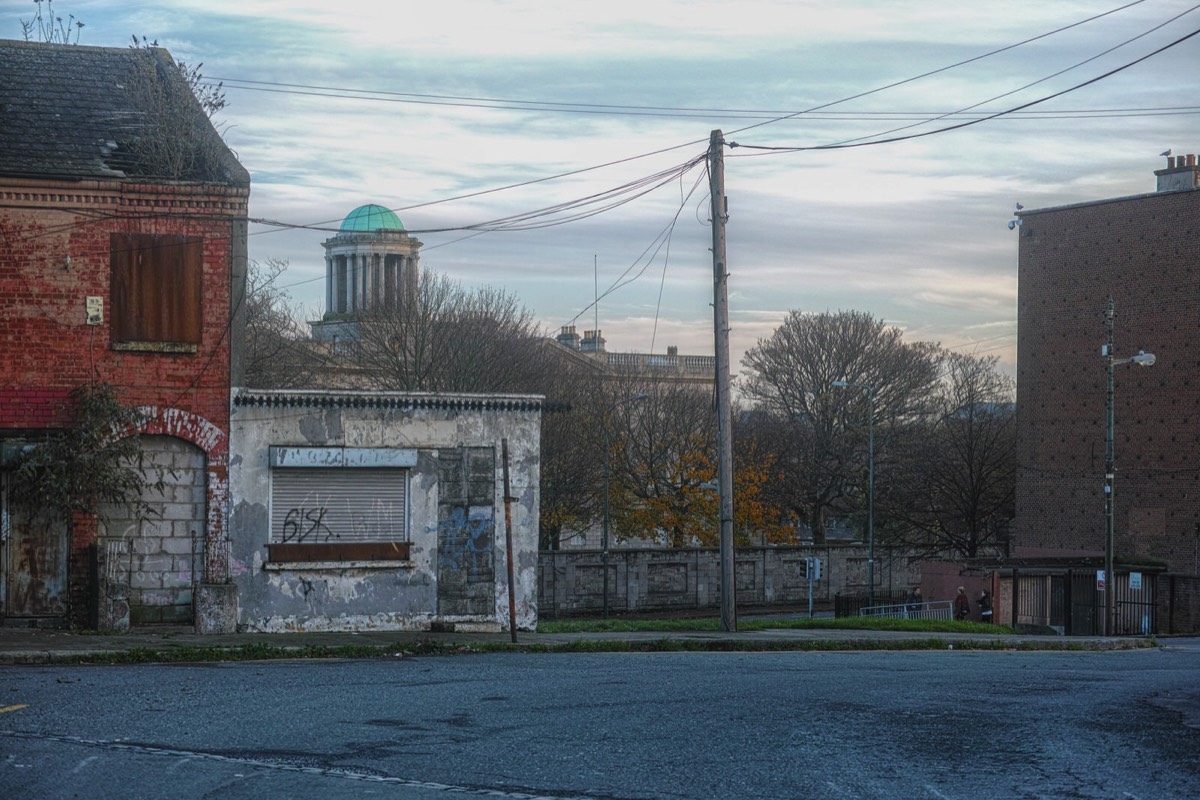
[1014,153,1200,631]
[0,40,249,629]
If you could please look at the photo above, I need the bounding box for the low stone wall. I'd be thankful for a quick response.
[538,544,920,617]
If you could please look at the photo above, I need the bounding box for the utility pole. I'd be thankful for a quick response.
[709,129,736,632]
[1104,298,1115,637]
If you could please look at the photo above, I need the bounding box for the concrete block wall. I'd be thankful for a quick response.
[100,435,206,624]
[538,545,921,616]
[1015,186,1200,574]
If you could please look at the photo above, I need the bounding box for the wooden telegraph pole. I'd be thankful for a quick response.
[709,130,737,632]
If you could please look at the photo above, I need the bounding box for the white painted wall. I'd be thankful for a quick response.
[229,389,541,632]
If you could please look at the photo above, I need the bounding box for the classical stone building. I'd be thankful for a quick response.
[553,325,716,388]
[309,204,420,344]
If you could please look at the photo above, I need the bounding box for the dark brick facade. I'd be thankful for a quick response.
[1015,174,1200,575]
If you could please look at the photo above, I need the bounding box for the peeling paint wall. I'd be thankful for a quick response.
[230,390,541,632]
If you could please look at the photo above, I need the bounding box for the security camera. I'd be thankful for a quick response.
[1007,220,1017,230]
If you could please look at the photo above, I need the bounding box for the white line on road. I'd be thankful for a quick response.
[1,730,589,799]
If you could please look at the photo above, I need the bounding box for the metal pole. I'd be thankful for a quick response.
[602,421,611,618]
[807,557,815,618]
[501,439,518,643]
[709,129,737,633]
[867,387,875,611]
[1104,298,1115,636]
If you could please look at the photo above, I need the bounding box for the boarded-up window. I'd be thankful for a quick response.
[110,233,202,349]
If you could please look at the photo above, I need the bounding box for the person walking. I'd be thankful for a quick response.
[954,586,971,621]
[905,586,923,618]
[978,589,993,623]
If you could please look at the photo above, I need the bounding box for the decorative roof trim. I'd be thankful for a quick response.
[233,389,543,413]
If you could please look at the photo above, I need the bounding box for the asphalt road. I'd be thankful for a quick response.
[3,640,1199,799]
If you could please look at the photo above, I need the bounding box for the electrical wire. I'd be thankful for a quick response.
[201,1,1153,126]
[817,3,1200,149]
[728,25,1200,153]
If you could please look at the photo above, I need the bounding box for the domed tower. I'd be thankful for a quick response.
[311,204,421,342]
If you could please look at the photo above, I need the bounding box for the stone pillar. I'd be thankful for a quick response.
[325,256,333,314]
[194,583,238,634]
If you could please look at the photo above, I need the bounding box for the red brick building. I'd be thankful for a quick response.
[1014,153,1200,631]
[0,40,249,629]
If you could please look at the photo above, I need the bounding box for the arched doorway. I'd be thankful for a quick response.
[100,435,206,625]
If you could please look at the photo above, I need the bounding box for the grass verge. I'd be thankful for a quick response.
[36,634,1153,665]
[537,616,1014,635]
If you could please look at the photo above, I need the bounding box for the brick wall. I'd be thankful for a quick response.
[1015,187,1200,573]
[1,177,247,626]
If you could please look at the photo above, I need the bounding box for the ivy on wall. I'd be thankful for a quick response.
[9,383,166,523]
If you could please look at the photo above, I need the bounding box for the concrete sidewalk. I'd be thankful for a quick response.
[0,624,1155,665]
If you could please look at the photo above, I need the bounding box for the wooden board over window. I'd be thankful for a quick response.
[110,233,203,350]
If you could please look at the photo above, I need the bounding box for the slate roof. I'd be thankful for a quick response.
[0,39,248,186]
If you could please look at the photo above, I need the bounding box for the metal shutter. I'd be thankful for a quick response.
[271,468,408,544]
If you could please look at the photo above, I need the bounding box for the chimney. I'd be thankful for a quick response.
[1156,152,1200,192]
[556,324,581,350]
[580,329,606,353]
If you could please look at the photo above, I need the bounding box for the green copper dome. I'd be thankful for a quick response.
[340,204,404,232]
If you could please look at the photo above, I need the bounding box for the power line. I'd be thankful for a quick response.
[724,0,1158,138]
[816,2,1200,149]
[204,2,1159,125]
[729,25,1200,154]
[205,78,1198,121]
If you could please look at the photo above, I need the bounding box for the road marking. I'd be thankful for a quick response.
[0,705,28,714]
[72,756,99,773]
[0,730,585,798]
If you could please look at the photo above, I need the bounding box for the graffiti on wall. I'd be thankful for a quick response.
[438,506,495,578]
[436,447,496,615]
[280,502,335,543]
[275,493,405,544]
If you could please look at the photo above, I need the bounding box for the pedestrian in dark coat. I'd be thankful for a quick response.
[954,586,971,621]
[978,590,993,623]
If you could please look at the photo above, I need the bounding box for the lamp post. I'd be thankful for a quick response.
[1103,298,1155,636]
[833,380,875,609]
[602,392,646,617]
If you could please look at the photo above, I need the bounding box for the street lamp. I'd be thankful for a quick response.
[602,392,647,617]
[1103,298,1155,636]
[833,380,875,609]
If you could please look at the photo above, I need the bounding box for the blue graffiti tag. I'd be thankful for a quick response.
[438,507,495,578]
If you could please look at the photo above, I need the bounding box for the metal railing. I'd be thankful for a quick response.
[857,600,953,620]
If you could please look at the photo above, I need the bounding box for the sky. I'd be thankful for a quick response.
[8,1,1198,376]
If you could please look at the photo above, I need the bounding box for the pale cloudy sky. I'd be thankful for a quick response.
[9,1,1198,373]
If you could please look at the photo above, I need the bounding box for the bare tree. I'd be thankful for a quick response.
[354,270,553,394]
[882,352,1016,558]
[605,373,716,547]
[20,1,84,44]
[741,310,941,544]
[537,360,608,549]
[241,258,325,389]
[129,35,226,120]
[121,38,231,181]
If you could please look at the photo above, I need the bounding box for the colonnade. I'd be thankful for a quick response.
[325,252,416,314]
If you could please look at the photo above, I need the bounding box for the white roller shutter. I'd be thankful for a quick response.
[271,468,408,544]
